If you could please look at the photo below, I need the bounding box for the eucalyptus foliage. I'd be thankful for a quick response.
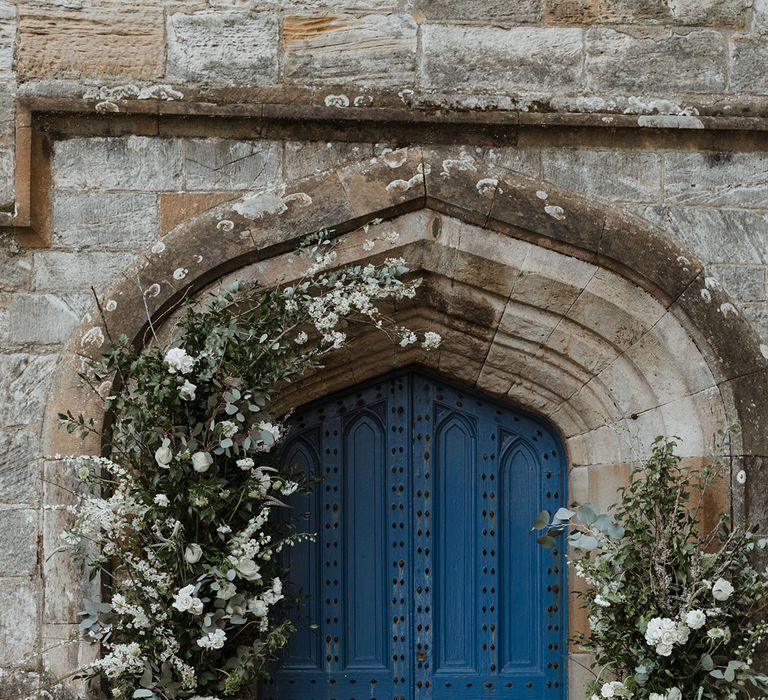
[534,435,768,700]
[56,231,440,700]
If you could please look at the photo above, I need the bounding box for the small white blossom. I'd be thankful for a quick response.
[280,480,299,496]
[383,231,400,244]
[164,347,194,375]
[294,331,308,345]
[649,694,665,700]
[218,421,238,438]
[237,458,255,470]
[217,524,232,535]
[685,609,707,630]
[712,577,734,601]
[362,239,375,251]
[196,628,226,650]
[153,494,170,508]
[399,330,417,347]
[179,379,197,401]
[192,452,213,473]
[594,594,611,608]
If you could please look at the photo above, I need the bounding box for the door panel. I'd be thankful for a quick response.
[265,370,566,700]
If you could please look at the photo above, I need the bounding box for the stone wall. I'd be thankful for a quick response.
[3,1,768,698]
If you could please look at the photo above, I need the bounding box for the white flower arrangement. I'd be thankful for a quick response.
[533,433,768,700]
[55,230,441,699]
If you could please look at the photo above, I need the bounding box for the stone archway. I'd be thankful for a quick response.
[42,145,768,697]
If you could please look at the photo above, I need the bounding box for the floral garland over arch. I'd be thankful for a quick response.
[56,230,441,700]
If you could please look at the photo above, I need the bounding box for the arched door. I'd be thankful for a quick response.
[266,370,567,700]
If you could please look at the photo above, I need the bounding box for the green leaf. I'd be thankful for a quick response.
[536,534,557,548]
[553,507,576,522]
[133,690,155,698]
[577,503,597,524]
[574,535,599,551]
[701,654,714,671]
[532,511,550,530]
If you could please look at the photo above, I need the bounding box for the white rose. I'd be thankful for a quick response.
[153,494,170,507]
[655,642,673,657]
[196,628,226,650]
[218,420,237,438]
[676,622,690,645]
[712,578,734,601]
[155,438,173,468]
[272,577,282,594]
[192,451,213,473]
[172,584,203,615]
[667,689,681,700]
[164,347,194,375]
[179,379,197,401]
[685,609,707,630]
[249,598,268,617]
[184,543,202,564]
[233,557,262,581]
[601,681,623,698]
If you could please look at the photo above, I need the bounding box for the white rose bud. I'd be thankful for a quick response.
[191,451,213,473]
[155,438,173,468]
[185,543,203,564]
[712,577,734,601]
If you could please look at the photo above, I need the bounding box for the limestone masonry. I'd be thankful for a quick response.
[3,1,768,698]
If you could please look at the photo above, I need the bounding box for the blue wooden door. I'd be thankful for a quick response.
[265,370,566,700]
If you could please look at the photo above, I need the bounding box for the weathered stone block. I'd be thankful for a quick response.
[421,25,583,91]
[54,137,183,191]
[16,0,169,80]
[53,192,159,249]
[285,141,374,181]
[0,145,13,206]
[166,10,279,85]
[546,0,747,27]
[0,78,17,147]
[730,34,768,93]
[413,0,543,23]
[0,353,57,427]
[664,152,768,207]
[9,293,90,345]
[709,265,766,304]
[0,509,37,576]
[484,147,541,179]
[0,577,38,667]
[0,430,39,506]
[542,149,662,203]
[284,14,417,86]
[0,669,39,698]
[0,2,15,77]
[0,248,32,292]
[186,139,282,191]
[585,28,726,93]
[33,251,136,291]
[640,206,768,265]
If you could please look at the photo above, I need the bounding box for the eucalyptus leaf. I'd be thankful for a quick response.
[532,510,551,530]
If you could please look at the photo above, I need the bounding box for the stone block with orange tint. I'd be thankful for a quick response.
[16,0,172,81]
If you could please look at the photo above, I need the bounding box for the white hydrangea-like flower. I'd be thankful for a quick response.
[172,584,204,615]
[294,331,308,345]
[685,609,707,630]
[192,451,213,473]
[179,379,197,401]
[164,347,194,374]
[363,239,375,251]
[258,421,282,446]
[399,330,417,347]
[196,629,226,650]
[712,577,734,601]
[153,494,170,507]
[237,458,255,470]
